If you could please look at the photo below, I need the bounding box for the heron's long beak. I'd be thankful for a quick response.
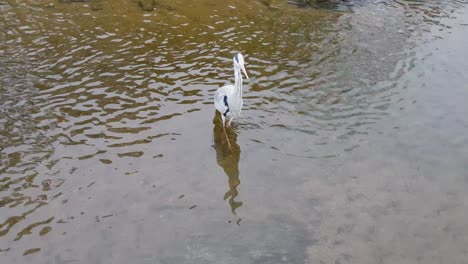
[241,64,249,79]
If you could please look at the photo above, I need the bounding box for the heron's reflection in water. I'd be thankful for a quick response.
[212,114,243,215]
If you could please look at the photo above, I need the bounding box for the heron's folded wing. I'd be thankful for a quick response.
[214,90,228,114]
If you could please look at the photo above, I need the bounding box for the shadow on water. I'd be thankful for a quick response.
[212,113,242,215]
[287,0,368,11]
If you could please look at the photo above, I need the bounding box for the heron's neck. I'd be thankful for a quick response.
[235,71,243,96]
[234,72,241,91]
[232,69,243,117]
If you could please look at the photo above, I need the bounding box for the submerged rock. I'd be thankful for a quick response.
[58,0,91,3]
[288,0,351,8]
[90,2,103,10]
[138,0,157,11]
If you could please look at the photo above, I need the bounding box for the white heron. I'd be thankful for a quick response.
[214,53,249,127]
[214,53,249,149]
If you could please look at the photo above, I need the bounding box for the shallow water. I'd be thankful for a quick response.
[1,0,468,263]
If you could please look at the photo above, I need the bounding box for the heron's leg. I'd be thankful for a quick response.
[227,117,233,127]
[222,116,232,151]
[224,127,232,151]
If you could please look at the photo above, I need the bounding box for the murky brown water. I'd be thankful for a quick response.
[1,0,468,263]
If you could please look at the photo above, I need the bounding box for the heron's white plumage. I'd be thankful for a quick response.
[214,84,243,119]
[214,53,248,126]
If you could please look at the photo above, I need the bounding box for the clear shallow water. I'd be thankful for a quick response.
[1,0,468,263]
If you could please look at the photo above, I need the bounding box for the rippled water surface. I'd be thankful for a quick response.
[1,0,468,263]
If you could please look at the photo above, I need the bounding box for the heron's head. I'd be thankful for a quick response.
[233,53,249,79]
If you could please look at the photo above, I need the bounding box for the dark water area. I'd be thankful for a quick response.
[1,0,468,263]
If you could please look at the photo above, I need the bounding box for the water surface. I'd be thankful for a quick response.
[1,0,468,263]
